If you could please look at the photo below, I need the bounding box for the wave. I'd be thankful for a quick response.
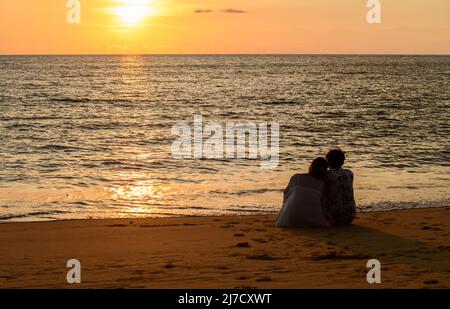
[210,188,283,195]
[37,144,82,151]
[0,210,71,221]
[0,116,72,121]
[358,199,450,212]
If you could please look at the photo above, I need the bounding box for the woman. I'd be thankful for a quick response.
[276,157,330,227]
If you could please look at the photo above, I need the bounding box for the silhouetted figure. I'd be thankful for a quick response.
[324,149,356,225]
[276,158,330,227]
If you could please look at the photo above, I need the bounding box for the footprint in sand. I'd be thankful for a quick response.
[252,238,269,244]
[148,270,166,275]
[216,266,229,270]
[273,269,290,274]
[304,241,318,247]
[255,277,272,282]
[235,242,251,248]
[438,245,450,252]
[312,251,370,261]
[228,252,243,257]
[246,254,278,261]
[140,223,198,228]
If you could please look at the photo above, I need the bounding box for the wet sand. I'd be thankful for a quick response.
[0,207,449,288]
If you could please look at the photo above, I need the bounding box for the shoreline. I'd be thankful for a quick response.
[1,201,449,224]
[0,207,449,288]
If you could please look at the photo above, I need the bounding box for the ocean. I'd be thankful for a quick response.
[0,55,449,221]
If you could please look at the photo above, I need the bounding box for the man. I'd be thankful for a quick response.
[324,149,356,225]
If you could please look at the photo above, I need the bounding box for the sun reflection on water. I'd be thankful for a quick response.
[107,180,171,216]
[111,182,164,200]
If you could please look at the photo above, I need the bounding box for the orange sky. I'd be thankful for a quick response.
[0,0,449,55]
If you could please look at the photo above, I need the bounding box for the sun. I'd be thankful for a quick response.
[114,0,153,26]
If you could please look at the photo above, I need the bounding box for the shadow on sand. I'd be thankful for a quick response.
[283,224,449,273]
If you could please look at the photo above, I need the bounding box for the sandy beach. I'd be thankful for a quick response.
[0,207,449,289]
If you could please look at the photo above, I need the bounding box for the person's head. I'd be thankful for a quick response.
[326,149,346,168]
[308,157,328,179]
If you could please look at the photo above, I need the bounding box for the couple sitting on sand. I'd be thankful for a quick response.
[276,149,356,228]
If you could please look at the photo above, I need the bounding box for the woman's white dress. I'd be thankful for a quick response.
[276,173,329,227]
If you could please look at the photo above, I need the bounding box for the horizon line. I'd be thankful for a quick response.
[1,52,449,57]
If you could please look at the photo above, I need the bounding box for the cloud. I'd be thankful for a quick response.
[222,8,247,14]
[194,9,212,13]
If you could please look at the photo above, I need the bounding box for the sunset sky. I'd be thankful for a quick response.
[0,0,449,55]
